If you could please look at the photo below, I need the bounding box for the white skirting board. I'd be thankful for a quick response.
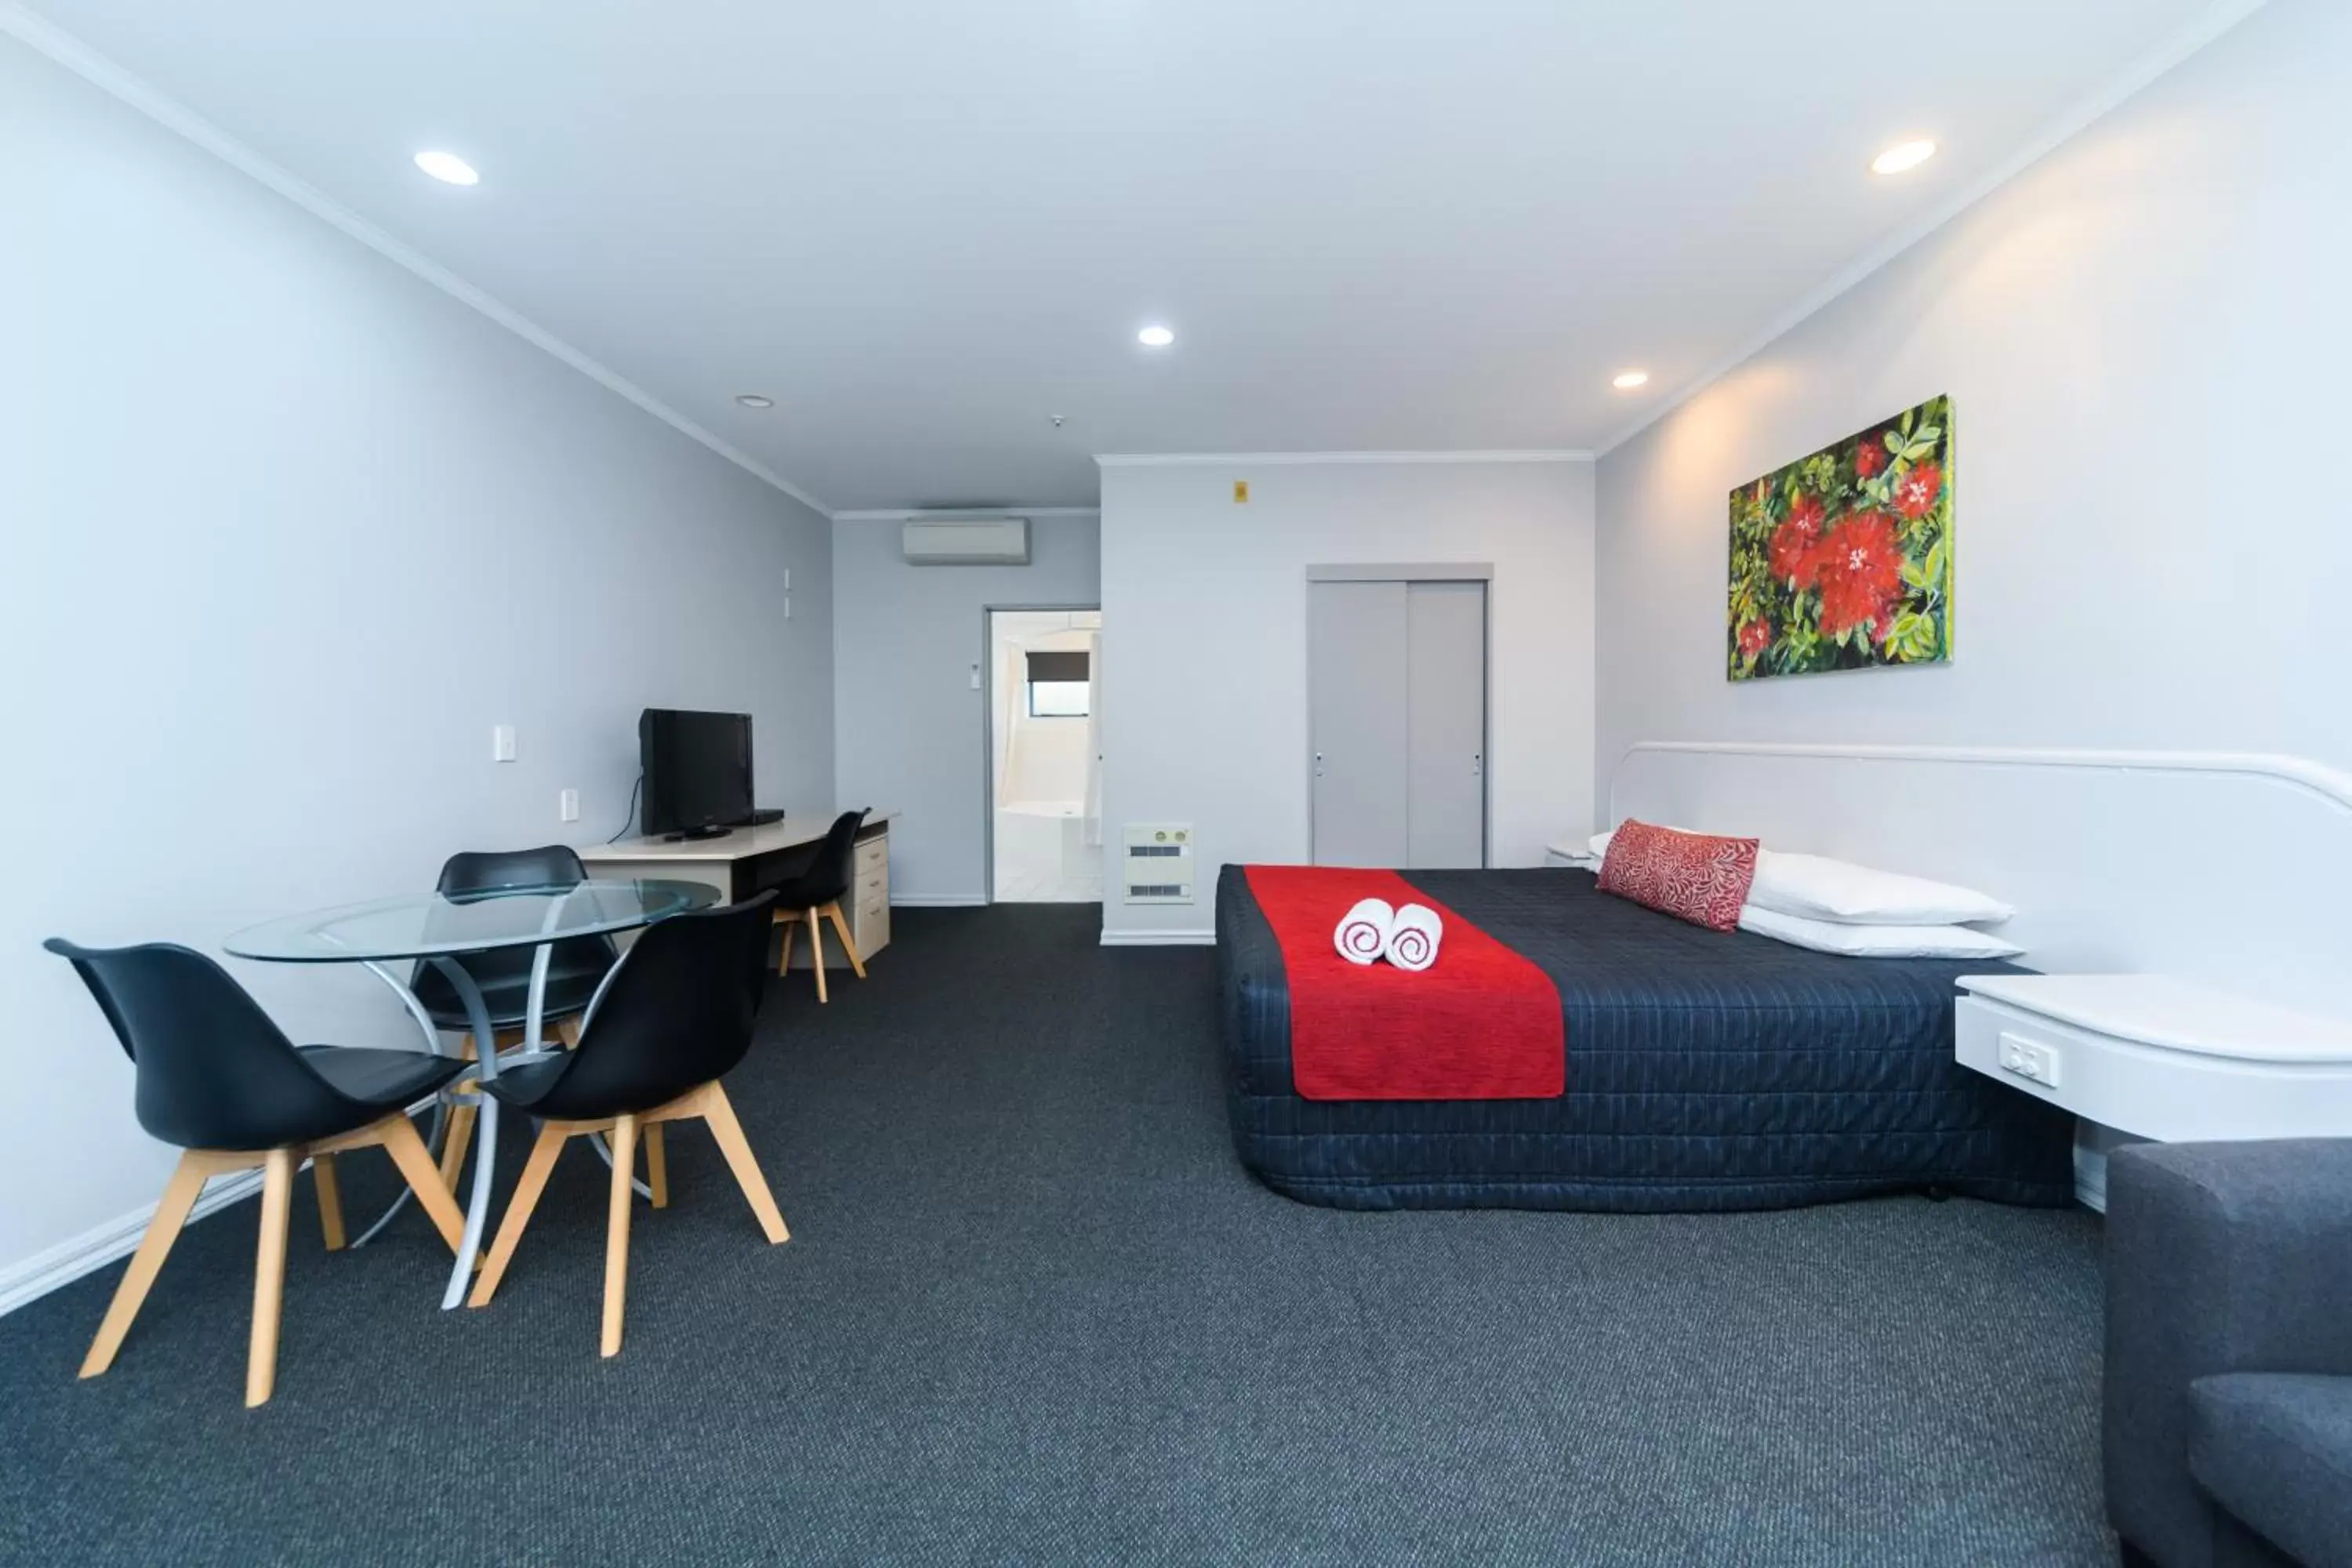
[1099,928,1216,946]
[888,894,986,907]
[0,1168,263,1319]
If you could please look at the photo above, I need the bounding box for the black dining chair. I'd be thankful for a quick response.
[466,895,786,1357]
[411,845,618,1185]
[44,938,470,1407]
[769,810,870,1003]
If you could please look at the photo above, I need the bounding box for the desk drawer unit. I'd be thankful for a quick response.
[1955,993,2352,1142]
[848,832,891,959]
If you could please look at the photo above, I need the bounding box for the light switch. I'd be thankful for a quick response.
[782,568,791,591]
[970,663,982,691]
[492,724,517,762]
[784,595,792,620]
[558,788,580,822]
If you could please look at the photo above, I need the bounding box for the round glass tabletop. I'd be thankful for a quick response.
[223,879,719,964]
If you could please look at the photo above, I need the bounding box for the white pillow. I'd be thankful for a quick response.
[1746,851,2014,927]
[1737,906,2024,960]
[1588,826,1696,858]
[1592,828,2014,927]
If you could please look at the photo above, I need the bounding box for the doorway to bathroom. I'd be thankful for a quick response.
[985,607,1103,903]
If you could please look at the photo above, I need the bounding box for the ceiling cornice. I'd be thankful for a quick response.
[1095,449,1593,468]
[1591,0,2270,460]
[831,506,1102,523]
[0,1,836,519]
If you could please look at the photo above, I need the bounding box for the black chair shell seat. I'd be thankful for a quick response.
[768,810,871,1004]
[467,895,790,1358]
[297,1044,470,1112]
[408,845,616,1033]
[44,938,472,1406]
[408,964,611,1034]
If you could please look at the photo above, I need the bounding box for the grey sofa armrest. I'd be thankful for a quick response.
[2105,1138,2352,1567]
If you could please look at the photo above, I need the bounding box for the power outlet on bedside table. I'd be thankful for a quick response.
[1997,1033,2061,1089]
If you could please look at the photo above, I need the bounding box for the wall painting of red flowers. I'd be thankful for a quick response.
[1727,395,1951,681]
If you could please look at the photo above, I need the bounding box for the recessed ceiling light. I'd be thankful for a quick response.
[1612,369,1650,390]
[1871,139,1938,176]
[735,394,775,409]
[412,150,480,186]
[1138,325,1175,347]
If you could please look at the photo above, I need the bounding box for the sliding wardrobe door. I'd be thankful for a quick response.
[1307,580,1410,867]
[1404,580,1486,869]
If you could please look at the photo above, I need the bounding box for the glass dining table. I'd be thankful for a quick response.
[224,878,717,1308]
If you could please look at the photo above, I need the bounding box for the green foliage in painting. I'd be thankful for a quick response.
[1726,395,1954,681]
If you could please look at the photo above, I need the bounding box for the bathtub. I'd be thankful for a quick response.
[994,800,1098,900]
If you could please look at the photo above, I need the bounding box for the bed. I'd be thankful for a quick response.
[1216,864,2076,1212]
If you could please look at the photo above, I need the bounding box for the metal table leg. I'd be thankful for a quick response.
[348,960,456,1250]
[427,956,502,1311]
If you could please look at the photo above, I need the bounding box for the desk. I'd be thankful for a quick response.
[580,810,897,967]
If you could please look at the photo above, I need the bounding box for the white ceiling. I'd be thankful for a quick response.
[25,0,2241,513]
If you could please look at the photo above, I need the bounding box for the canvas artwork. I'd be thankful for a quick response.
[1726,394,1952,681]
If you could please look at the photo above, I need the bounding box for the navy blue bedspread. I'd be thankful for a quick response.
[1217,865,2076,1212]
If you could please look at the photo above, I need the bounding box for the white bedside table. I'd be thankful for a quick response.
[1954,974,2352,1143]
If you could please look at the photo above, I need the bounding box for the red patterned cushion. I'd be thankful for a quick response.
[1596,820,1759,932]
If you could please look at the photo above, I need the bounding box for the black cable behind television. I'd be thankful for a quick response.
[638,709,754,840]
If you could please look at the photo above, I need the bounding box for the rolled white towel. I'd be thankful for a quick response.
[1384,903,1443,971]
[1333,898,1395,965]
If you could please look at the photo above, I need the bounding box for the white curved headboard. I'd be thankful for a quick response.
[1608,741,2352,1023]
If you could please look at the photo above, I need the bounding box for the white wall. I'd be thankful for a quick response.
[1594,0,2351,817]
[832,517,1102,902]
[1098,459,1596,938]
[1,37,833,1288]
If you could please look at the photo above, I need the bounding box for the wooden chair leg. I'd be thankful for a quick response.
[376,1114,470,1254]
[698,1083,789,1244]
[775,915,797,978]
[644,1123,668,1209]
[805,909,829,1004]
[246,1147,296,1408]
[437,1101,477,1192]
[439,1033,480,1189]
[313,1153,346,1251]
[602,1114,638,1357]
[468,1124,569,1308]
[555,1017,581,1049]
[81,1153,211,1379]
[825,902,866,979]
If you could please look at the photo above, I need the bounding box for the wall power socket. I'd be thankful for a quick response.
[1997,1033,2061,1090]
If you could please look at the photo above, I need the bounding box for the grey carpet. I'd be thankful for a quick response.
[0,905,2114,1566]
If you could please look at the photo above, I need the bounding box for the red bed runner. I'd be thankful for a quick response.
[1243,865,1564,1102]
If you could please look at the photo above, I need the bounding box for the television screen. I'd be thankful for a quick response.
[639,709,753,836]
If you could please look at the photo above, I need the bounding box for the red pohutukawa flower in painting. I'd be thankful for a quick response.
[1854,435,1888,478]
[1893,460,1943,519]
[1768,492,1827,586]
[1814,511,1904,638]
[1737,619,1772,659]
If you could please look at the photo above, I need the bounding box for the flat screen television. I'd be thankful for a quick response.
[639,708,753,838]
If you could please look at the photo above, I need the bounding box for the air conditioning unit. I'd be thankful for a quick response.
[1122,823,1194,903]
[902,516,1029,566]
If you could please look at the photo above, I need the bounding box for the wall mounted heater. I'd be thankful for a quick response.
[901,516,1029,565]
[1122,823,1194,903]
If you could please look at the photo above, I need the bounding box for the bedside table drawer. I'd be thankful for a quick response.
[1955,994,2352,1142]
